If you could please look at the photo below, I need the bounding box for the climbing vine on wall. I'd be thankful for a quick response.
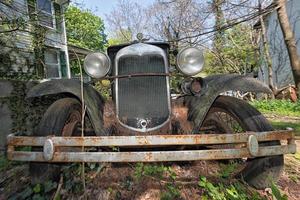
[0,0,51,135]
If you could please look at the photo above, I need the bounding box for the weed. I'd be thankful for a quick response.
[198,176,264,200]
[198,176,226,200]
[121,176,134,191]
[134,163,176,181]
[218,162,237,178]
[294,153,300,161]
[61,163,85,194]
[0,155,10,172]
[270,182,288,200]
[270,121,300,135]
[0,155,22,172]
[160,183,181,200]
[134,164,180,200]
[8,181,57,200]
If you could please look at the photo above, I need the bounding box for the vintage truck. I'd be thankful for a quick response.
[6,35,296,188]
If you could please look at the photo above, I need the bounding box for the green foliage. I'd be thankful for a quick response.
[10,181,57,200]
[0,153,22,173]
[271,182,288,200]
[198,176,264,200]
[94,80,111,100]
[134,164,180,199]
[270,121,300,135]
[205,24,257,75]
[160,184,181,200]
[65,5,107,77]
[65,6,107,51]
[0,155,10,172]
[218,162,238,178]
[62,163,85,194]
[251,99,300,117]
[199,176,226,200]
[295,153,300,161]
[134,163,176,180]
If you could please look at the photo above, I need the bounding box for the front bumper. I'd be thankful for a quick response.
[6,130,296,163]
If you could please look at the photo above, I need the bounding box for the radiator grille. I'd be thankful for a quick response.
[117,55,170,131]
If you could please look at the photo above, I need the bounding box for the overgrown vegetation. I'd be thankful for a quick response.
[133,163,287,200]
[251,99,300,117]
[198,176,259,200]
[10,181,58,200]
[270,121,300,135]
[218,162,238,178]
[134,163,179,200]
[250,99,300,135]
[0,155,11,172]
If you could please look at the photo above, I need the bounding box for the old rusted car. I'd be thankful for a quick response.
[7,35,296,188]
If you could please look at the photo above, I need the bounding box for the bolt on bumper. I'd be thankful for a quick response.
[6,130,296,163]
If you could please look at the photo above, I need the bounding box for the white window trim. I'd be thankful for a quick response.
[35,0,56,30]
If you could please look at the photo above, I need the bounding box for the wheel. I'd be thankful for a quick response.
[201,95,283,189]
[29,98,83,183]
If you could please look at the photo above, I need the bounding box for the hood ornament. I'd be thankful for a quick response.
[136,33,144,42]
[136,33,149,43]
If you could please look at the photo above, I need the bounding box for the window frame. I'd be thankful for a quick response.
[44,48,62,79]
[35,0,56,29]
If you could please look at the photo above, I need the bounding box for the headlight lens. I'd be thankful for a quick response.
[176,47,204,76]
[84,52,111,78]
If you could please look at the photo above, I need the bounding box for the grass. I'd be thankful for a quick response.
[270,121,300,136]
[251,99,300,117]
[250,99,300,136]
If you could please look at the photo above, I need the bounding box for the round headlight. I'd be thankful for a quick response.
[176,47,204,76]
[84,52,111,78]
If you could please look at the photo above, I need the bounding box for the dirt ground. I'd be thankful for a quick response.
[1,141,299,200]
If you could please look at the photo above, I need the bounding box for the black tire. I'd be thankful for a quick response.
[202,95,283,189]
[29,98,83,183]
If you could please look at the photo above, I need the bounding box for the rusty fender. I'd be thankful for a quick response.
[6,130,296,162]
[185,74,272,131]
[26,79,105,135]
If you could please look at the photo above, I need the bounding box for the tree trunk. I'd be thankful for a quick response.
[275,0,300,98]
[212,0,226,67]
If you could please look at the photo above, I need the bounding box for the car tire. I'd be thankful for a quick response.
[29,98,83,184]
[202,95,283,189]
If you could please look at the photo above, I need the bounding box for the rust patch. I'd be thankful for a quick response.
[103,99,193,136]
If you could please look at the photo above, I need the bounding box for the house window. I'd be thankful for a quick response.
[54,3,63,31]
[37,0,54,28]
[60,51,68,77]
[44,49,60,78]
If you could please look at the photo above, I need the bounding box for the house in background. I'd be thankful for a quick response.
[0,0,71,79]
[0,0,84,150]
[255,0,300,89]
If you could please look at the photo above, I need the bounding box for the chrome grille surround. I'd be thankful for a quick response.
[115,43,171,132]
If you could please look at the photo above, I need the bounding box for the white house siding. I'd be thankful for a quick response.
[258,0,300,89]
[0,0,70,79]
[0,0,35,74]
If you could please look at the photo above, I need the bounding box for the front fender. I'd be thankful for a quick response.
[186,74,271,131]
[26,79,105,135]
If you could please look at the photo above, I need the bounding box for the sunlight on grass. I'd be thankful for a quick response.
[270,121,300,136]
[251,100,300,117]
